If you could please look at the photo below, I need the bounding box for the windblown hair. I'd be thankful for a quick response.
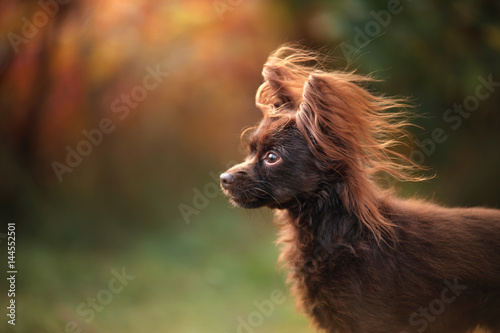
[256,45,424,242]
[221,45,500,333]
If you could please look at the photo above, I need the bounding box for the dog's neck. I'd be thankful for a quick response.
[282,182,363,246]
[274,186,363,291]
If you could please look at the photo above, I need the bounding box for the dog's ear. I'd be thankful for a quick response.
[297,73,397,242]
[260,65,298,107]
[300,74,330,116]
[256,62,306,110]
[297,74,362,160]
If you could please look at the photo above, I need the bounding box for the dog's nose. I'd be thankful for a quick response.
[220,172,235,189]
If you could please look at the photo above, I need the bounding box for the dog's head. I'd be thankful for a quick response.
[220,46,369,210]
[220,111,324,209]
[220,46,423,238]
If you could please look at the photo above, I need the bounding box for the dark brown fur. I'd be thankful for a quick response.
[220,45,500,333]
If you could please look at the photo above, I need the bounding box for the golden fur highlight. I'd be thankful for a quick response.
[255,45,427,242]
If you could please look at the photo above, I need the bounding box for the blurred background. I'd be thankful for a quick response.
[0,0,499,332]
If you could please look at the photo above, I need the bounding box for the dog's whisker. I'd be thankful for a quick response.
[253,187,283,209]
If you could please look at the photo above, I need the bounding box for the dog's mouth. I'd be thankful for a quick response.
[222,187,268,209]
[224,191,263,208]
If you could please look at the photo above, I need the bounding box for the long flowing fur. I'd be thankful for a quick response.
[256,45,425,242]
[222,45,500,333]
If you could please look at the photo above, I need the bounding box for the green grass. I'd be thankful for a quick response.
[1,201,312,333]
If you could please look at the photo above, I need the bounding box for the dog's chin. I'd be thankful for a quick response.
[229,197,266,209]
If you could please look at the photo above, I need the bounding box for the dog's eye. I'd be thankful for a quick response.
[263,151,281,166]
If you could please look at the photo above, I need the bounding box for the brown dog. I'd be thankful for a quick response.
[220,45,500,333]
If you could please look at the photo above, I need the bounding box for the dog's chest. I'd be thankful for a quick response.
[284,242,357,330]
[277,217,361,330]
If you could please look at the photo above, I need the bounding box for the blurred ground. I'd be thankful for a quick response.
[0,0,499,332]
